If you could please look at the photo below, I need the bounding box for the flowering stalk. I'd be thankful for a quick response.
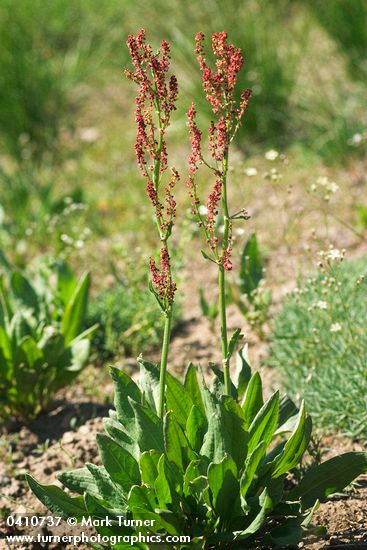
[126,30,179,418]
[187,32,252,395]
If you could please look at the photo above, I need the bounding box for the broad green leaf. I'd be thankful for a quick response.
[270,518,304,545]
[183,459,208,497]
[247,391,279,455]
[278,394,298,427]
[271,401,312,478]
[184,364,206,417]
[86,463,128,508]
[290,452,367,508]
[154,454,181,509]
[130,398,164,454]
[96,434,140,493]
[137,357,160,413]
[238,489,273,538]
[164,412,191,471]
[240,441,267,498]
[186,404,207,452]
[57,467,99,498]
[221,396,248,470]
[62,272,90,345]
[26,475,86,520]
[242,372,263,430]
[166,370,193,427]
[234,345,252,399]
[69,338,90,371]
[238,233,263,296]
[128,484,157,513]
[56,260,77,306]
[208,456,240,522]
[139,450,160,487]
[103,417,138,459]
[110,367,141,426]
[11,272,39,313]
[211,365,238,400]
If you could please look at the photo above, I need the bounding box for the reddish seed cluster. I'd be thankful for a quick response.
[149,247,177,305]
[126,29,178,304]
[125,29,178,178]
[187,32,252,270]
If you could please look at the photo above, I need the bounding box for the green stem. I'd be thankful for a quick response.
[219,150,231,395]
[158,307,172,418]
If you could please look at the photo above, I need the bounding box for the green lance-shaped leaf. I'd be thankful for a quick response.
[10,272,39,313]
[240,441,267,498]
[234,344,252,400]
[221,396,248,470]
[184,363,206,417]
[129,398,165,454]
[290,452,367,508]
[137,357,160,413]
[26,475,86,520]
[154,454,181,509]
[271,401,312,478]
[96,434,141,494]
[62,271,90,345]
[166,370,194,427]
[57,467,99,499]
[226,328,243,363]
[164,412,193,471]
[55,260,78,306]
[238,233,264,296]
[242,371,264,430]
[103,417,139,460]
[110,367,141,426]
[86,463,128,508]
[237,488,273,539]
[208,456,241,523]
[139,450,160,487]
[247,391,279,455]
[211,365,238,400]
[186,404,207,453]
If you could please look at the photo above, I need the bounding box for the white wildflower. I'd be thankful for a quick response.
[265,149,279,161]
[244,167,258,176]
[316,300,327,310]
[330,322,342,333]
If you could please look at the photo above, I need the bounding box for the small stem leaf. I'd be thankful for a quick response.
[201,250,218,264]
[226,328,243,362]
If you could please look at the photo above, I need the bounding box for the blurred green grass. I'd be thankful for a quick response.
[0,0,366,270]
